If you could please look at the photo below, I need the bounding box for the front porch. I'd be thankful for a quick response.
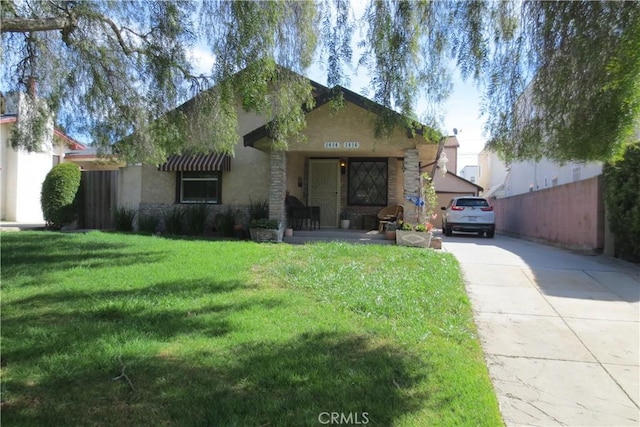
[282,227,443,249]
[269,150,426,230]
[283,228,394,245]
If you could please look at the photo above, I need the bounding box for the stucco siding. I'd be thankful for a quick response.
[432,172,479,193]
[135,144,270,207]
[118,165,142,209]
[223,144,270,205]
[492,176,604,251]
[1,121,58,222]
[14,150,52,222]
[478,149,508,195]
[505,159,602,196]
[286,152,306,201]
[287,102,424,156]
[1,123,12,220]
[395,159,404,205]
[141,164,176,204]
[443,146,457,176]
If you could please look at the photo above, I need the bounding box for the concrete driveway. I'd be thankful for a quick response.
[441,233,640,426]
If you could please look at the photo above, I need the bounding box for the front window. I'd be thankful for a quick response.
[178,171,221,203]
[348,159,388,206]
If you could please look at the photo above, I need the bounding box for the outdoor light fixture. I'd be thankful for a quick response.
[340,159,347,175]
[437,152,449,177]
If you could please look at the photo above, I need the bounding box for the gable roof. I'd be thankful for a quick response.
[420,160,484,192]
[1,114,85,150]
[243,78,431,147]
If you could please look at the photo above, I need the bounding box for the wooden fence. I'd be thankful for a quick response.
[78,171,118,229]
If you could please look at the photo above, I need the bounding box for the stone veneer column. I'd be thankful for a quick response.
[403,149,420,224]
[269,150,287,226]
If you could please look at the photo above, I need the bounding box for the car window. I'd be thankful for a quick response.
[455,198,489,207]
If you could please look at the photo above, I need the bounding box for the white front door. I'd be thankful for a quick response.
[309,159,340,227]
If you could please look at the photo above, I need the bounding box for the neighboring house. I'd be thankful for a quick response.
[459,165,479,184]
[503,159,602,197]
[1,92,84,223]
[477,143,608,251]
[477,148,509,199]
[478,77,604,199]
[430,170,483,217]
[478,145,602,199]
[474,79,637,252]
[65,147,125,171]
[118,77,469,230]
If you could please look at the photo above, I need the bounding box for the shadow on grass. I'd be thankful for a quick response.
[1,278,266,366]
[3,332,426,426]
[1,232,165,282]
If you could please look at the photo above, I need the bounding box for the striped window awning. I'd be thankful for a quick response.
[158,153,231,172]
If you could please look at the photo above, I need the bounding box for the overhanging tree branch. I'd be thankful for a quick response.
[1,16,75,33]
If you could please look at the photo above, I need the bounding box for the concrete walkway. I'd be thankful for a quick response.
[442,234,640,427]
[0,221,46,231]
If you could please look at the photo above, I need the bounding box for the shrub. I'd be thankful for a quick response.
[138,212,160,234]
[215,206,238,237]
[248,197,269,221]
[163,206,184,235]
[249,218,279,229]
[41,163,81,230]
[114,206,136,232]
[184,203,210,235]
[604,143,640,263]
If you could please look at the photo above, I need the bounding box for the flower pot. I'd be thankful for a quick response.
[249,227,284,243]
[340,219,350,229]
[396,230,432,248]
[385,230,396,240]
[284,228,293,237]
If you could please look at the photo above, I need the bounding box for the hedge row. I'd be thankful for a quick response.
[603,143,640,263]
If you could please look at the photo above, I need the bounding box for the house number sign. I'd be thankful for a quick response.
[324,142,360,149]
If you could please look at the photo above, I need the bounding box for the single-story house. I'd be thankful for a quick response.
[114,76,481,231]
[1,92,85,223]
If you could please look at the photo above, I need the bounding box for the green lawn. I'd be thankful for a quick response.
[1,231,502,426]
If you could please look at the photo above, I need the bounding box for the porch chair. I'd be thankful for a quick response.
[285,194,320,230]
[377,204,404,231]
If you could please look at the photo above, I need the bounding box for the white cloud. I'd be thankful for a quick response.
[188,45,216,75]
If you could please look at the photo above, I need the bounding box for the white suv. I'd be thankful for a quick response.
[441,196,496,238]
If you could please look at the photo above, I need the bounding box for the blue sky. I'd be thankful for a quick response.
[440,74,487,172]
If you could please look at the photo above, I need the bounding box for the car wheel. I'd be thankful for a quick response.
[444,225,453,236]
[477,231,485,237]
[487,229,495,238]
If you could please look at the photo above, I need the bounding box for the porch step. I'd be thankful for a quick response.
[283,229,395,245]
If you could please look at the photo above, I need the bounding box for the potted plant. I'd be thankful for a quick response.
[249,218,284,242]
[396,221,434,247]
[384,221,397,240]
[340,209,351,229]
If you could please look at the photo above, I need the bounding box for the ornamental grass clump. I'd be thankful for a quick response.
[137,211,160,234]
[214,206,238,237]
[163,206,184,235]
[248,198,269,221]
[114,206,136,232]
[184,203,210,235]
[249,218,279,229]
